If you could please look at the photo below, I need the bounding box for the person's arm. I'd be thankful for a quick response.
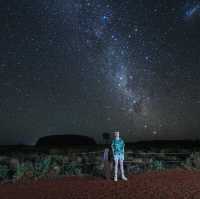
[121,139,125,154]
[111,139,115,155]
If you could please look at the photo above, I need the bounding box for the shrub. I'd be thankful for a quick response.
[14,161,34,181]
[50,154,64,165]
[34,156,52,178]
[183,152,200,170]
[149,159,165,171]
[63,161,82,176]
[0,164,9,180]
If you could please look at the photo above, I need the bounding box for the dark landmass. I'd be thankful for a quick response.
[0,139,199,153]
[35,134,97,147]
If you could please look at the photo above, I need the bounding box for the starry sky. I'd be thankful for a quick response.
[0,0,200,145]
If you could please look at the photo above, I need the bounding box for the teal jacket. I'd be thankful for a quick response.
[111,138,125,155]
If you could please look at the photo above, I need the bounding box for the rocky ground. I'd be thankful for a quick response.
[0,168,200,199]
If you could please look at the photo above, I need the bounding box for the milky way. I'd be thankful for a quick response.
[0,0,200,144]
[185,3,200,17]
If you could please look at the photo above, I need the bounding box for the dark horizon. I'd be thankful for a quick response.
[0,133,200,146]
[0,0,200,145]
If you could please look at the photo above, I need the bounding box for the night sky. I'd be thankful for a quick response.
[0,0,200,145]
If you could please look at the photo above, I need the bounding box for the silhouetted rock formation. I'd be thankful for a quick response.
[35,134,96,147]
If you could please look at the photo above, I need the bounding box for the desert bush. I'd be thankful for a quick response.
[9,158,20,170]
[50,154,64,165]
[76,156,82,163]
[46,162,62,179]
[183,158,193,169]
[63,155,69,163]
[149,159,165,171]
[49,160,62,177]
[63,161,82,176]
[183,152,200,170]
[191,152,200,169]
[0,164,9,180]
[14,161,34,181]
[34,156,51,178]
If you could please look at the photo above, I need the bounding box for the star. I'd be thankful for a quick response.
[129,75,133,80]
[152,131,157,135]
[100,15,109,25]
[107,117,111,121]
[134,27,138,32]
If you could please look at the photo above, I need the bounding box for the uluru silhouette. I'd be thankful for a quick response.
[35,134,96,147]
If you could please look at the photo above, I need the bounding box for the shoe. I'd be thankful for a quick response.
[114,176,118,182]
[121,175,128,181]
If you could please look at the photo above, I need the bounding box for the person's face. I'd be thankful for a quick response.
[114,131,119,138]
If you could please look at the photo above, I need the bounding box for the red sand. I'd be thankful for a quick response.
[1,168,200,199]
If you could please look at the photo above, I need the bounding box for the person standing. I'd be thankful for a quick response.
[111,131,128,182]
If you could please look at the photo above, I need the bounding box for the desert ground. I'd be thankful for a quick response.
[0,168,200,199]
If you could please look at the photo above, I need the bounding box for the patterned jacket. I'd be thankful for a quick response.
[111,138,125,155]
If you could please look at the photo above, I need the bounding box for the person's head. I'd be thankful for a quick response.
[113,131,120,139]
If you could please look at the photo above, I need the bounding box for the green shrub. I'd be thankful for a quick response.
[50,154,64,166]
[63,161,82,176]
[14,161,34,180]
[0,164,9,180]
[183,152,200,170]
[34,156,52,178]
[149,160,165,171]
